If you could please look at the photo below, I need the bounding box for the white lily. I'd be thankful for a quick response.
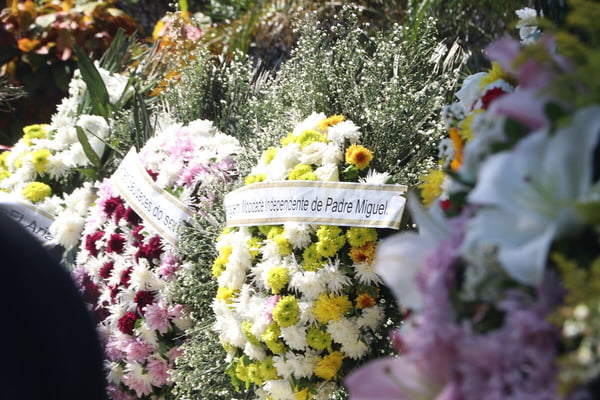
[462,106,600,286]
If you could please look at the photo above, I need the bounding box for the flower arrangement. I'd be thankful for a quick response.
[212,113,402,399]
[0,59,131,249]
[74,115,241,400]
[345,3,600,399]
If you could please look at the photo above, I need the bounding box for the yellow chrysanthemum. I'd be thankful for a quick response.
[242,320,260,345]
[0,170,10,181]
[314,351,344,380]
[259,357,279,381]
[31,148,51,174]
[216,286,238,304]
[316,237,344,258]
[245,173,266,185]
[316,225,343,241]
[22,182,51,203]
[22,124,49,146]
[317,114,345,132]
[272,295,300,327]
[313,294,352,324]
[235,360,249,382]
[264,147,278,165]
[479,61,508,90]
[303,244,325,272]
[346,227,377,247]
[262,323,281,343]
[418,169,446,207]
[247,362,263,385]
[306,326,332,351]
[288,164,317,181]
[345,144,373,170]
[267,266,290,294]
[0,151,10,168]
[458,110,482,141]
[247,236,262,260]
[273,235,292,256]
[294,387,311,400]
[348,241,377,264]
[356,293,376,309]
[296,129,328,149]
[267,226,285,240]
[280,133,296,146]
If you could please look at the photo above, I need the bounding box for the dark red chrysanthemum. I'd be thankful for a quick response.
[136,235,163,261]
[481,87,507,110]
[80,274,100,304]
[84,231,105,257]
[440,199,452,212]
[107,233,126,254]
[146,169,159,182]
[134,291,155,314]
[103,196,123,218]
[109,285,119,303]
[120,267,134,288]
[113,203,126,223]
[124,207,142,225]
[99,261,115,280]
[94,306,110,323]
[132,225,145,246]
[117,311,138,335]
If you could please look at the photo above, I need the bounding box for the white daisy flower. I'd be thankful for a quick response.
[352,262,383,285]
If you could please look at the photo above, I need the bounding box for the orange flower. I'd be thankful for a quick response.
[356,293,376,309]
[345,144,373,170]
[17,38,40,53]
[449,127,464,172]
[317,114,345,131]
[349,241,377,264]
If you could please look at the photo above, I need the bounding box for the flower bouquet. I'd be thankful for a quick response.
[212,113,406,399]
[345,4,600,399]
[74,115,241,399]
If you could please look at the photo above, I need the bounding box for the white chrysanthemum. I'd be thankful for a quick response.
[292,112,327,135]
[187,119,216,137]
[137,321,159,348]
[314,382,339,400]
[321,259,352,294]
[341,339,369,360]
[283,222,313,249]
[321,143,343,164]
[288,350,318,379]
[213,132,242,157]
[50,125,78,148]
[289,270,326,301]
[352,262,383,285]
[280,325,308,350]
[123,361,154,396]
[235,286,266,321]
[261,239,286,262]
[45,154,71,179]
[63,143,90,167]
[327,317,359,345]
[105,361,124,384]
[130,261,164,291]
[118,287,138,312]
[106,302,127,327]
[326,120,361,145]
[297,300,317,325]
[213,300,246,348]
[314,164,339,181]
[244,342,267,361]
[266,144,300,181]
[65,182,97,214]
[156,160,183,188]
[263,379,295,400]
[357,304,384,330]
[272,357,294,380]
[250,315,271,339]
[106,255,128,287]
[218,261,249,290]
[95,62,130,104]
[359,170,392,185]
[50,210,85,248]
[299,141,328,165]
[77,114,109,156]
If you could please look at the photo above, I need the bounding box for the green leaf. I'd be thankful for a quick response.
[74,167,98,180]
[574,201,600,224]
[76,126,101,168]
[132,87,153,149]
[343,165,358,181]
[74,45,110,119]
[99,28,128,72]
